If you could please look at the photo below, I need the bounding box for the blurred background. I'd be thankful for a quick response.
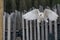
[3,0,60,40]
[4,0,60,13]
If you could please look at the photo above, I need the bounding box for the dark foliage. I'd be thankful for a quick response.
[4,0,60,12]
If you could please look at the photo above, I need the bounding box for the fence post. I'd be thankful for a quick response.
[37,20,40,40]
[22,18,25,40]
[49,21,52,33]
[39,5,44,40]
[18,11,21,30]
[49,20,52,40]
[54,20,57,40]
[30,20,32,40]
[7,14,11,40]
[53,8,57,40]
[12,12,16,40]
[22,13,25,40]
[45,22,48,40]
[3,12,6,40]
[34,20,37,40]
[41,21,44,40]
[26,20,29,40]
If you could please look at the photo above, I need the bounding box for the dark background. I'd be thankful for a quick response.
[4,0,60,13]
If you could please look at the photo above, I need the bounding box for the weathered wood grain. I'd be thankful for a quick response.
[0,0,3,40]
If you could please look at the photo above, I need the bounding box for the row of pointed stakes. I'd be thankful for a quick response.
[3,5,58,40]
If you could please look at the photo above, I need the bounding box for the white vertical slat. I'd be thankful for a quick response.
[41,21,44,40]
[45,6,52,34]
[6,13,9,40]
[49,21,52,33]
[53,8,57,40]
[3,13,6,40]
[26,20,29,40]
[22,12,25,40]
[22,17,25,40]
[11,12,14,40]
[45,22,48,40]
[39,5,43,40]
[7,14,11,40]
[39,6,44,40]
[46,6,50,40]
[48,8,52,40]
[34,20,36,40]
[18,12,21,29]
[30,21,32,40]
[8,13,14,40]
[57,4,60,24]
[37,20,40,40]
[48,7,52,34]
[12,12,16,40]
[54,20,57,40]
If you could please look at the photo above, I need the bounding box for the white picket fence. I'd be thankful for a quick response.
[3,5,60,40]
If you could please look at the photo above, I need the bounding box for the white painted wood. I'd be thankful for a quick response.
[37,20,40,40]
[49,21,52,33]
[12,12,16,40]
[41,21,44,40]
[26,20,29,40]
[34,20,36,40]
[30,21,32,40]
[53,8,57,40]
[48,6,52,33]
[3,13,6,40]
[5,7,59,40]
[7,15,11,40]
[7,13,10,40]
[18,12,21,30]
[54,20,57,40]
[45,22,48,40]
[8,13,14,40]
[39,6,43,40]
[22,13,25,40]
[22,18,25,40]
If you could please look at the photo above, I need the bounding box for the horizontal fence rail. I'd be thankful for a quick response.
[3,5,60,40]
